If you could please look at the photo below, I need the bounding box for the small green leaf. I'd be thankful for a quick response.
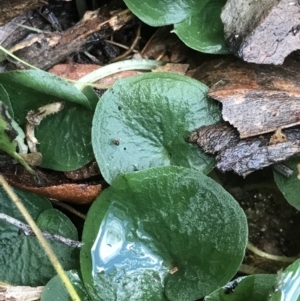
[269,258,300,301]
[273,157,300,211]
[123,0,209,26]
[0,101,33,173]
[41,270,91,301]
[81,166,248,301]
[173,0,229,54]
[205,274,276,301]
[92,72,221,184]
[0,187,79,286]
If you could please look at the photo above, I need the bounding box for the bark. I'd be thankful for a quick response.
[192,58,300,138]
[5,9,133,70]
[221,0,300,65]
[188,123,300,177]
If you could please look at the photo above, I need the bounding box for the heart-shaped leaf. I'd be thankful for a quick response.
[0,187,79,286]
[81,166,248,301]
[173,0,229,54]
[92,72,221,184]
[273,157,300,211]
[205,274,276,301]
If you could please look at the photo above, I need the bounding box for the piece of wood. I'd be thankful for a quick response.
[188,123,300,177]
[192,58,300,138]
[0,0,46,26]
[6,9,133,70]
[221,0,300,65]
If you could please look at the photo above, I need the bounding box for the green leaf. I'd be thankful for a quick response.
[0,70,95,171]
[173,0,229,54]
[0,101,33,172]
[123,0,209,26]
[92,72,221,184]
[35,102,94,171]
[273,157,300,211]
[80,166,248,301]
[205,274,276,301]
[269,258,300,301]
[41,270,91,301]
[0,187,79,286]
[0,70,91,125]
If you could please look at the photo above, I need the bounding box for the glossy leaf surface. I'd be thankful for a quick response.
[173,0,229,54]
[269,258,300,301]
[273,157,300,211]
[0,187,79,286]
[92,72,221,184]
[205,274,276,301]
[123,0,208,26]
[81,166,248,301]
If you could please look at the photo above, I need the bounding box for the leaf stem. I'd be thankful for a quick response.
[0,176,81,301]
[74,59,165,90]
[247,241,298,263]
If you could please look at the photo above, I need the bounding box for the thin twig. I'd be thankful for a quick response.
[50,198,86,220]
[0,176,81,301]
[110,23,141,63]
[0,213,83,248]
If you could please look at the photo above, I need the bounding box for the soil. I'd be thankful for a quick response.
[214,167,300,273]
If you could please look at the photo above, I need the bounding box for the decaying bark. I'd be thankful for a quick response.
[5,9,133,70]
[188,123,300,177]
[0,0,46,26]
[221,0,300,64]
[192,58,300,138]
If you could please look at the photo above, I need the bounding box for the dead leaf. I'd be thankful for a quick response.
[0,284,43,301]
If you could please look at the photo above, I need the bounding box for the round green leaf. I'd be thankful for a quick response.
[269,258,300,301]
[36,102,94,171]
[0,188,79,286]
[173,0,229,54]
[205,274,276,301]
[123,0,209,26]
[273,157,300,211]
[92,72,221,184]
[81,166,248,301]
[41,270,91,301]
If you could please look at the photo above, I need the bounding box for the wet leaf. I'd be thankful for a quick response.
[123,0,209,26]
[273,157,300,211]
[205,274,276,301]
[80,166,248,301]
[269,258,300,301]
[41,270,91,301]
[92,72,221,184]
[173,0,229,54]
[0,187,79,286]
